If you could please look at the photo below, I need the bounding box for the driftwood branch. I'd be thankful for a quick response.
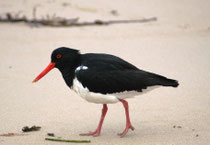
[0,11,157,27]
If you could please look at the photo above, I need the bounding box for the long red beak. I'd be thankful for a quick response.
[32,62,55,83]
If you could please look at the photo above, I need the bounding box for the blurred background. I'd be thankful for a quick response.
[0,0,209,145]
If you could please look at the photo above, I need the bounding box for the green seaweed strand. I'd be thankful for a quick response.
[45,138,91,143]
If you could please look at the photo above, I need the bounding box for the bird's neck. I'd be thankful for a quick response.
[58,62,80,88]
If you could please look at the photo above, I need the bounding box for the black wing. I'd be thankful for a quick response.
[76,69,178,94]
[76,53,178,94]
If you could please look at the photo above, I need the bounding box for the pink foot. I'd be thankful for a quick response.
[118,124,135,137]
[118,99,135,137]
[80,130,100,137]
[80,104,108,137]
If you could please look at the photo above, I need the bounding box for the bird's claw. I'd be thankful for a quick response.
[80,131,100,137]
[118,125,135,137]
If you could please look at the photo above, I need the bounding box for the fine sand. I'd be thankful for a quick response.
[0,0,209,145]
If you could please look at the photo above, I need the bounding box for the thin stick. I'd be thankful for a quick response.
[0,11,157,27]
[45,138,91,143]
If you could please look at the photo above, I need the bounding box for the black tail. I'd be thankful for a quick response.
[159,78,179,87]
[147,72,179,87]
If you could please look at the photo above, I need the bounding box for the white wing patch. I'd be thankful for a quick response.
[75,65,88,72]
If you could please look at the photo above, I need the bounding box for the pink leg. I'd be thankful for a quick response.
[118,99,134,137]
[80,104,108,137]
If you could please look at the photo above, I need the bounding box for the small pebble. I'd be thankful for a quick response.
[177,126,182,128]
[173,125,176,128]
[110,10,119,16]
[47,133,55,137]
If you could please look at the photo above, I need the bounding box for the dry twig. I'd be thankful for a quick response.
[0,11,157,27]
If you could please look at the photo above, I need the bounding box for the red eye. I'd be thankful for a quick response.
[56,54,62,59]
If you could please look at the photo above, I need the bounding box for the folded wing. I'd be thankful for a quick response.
[76,69,178,94]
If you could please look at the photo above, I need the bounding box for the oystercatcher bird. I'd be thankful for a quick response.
[33,47,179,137]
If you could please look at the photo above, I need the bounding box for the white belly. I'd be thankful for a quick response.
[72,78,158,104]
[72,78,119,104]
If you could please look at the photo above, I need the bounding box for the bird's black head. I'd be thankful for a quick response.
[32,47,80,83]
[51,47,80,69]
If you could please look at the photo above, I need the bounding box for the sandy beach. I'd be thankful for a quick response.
[0,0,209,144]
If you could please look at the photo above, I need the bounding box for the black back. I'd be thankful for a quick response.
[76,53,179,94]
